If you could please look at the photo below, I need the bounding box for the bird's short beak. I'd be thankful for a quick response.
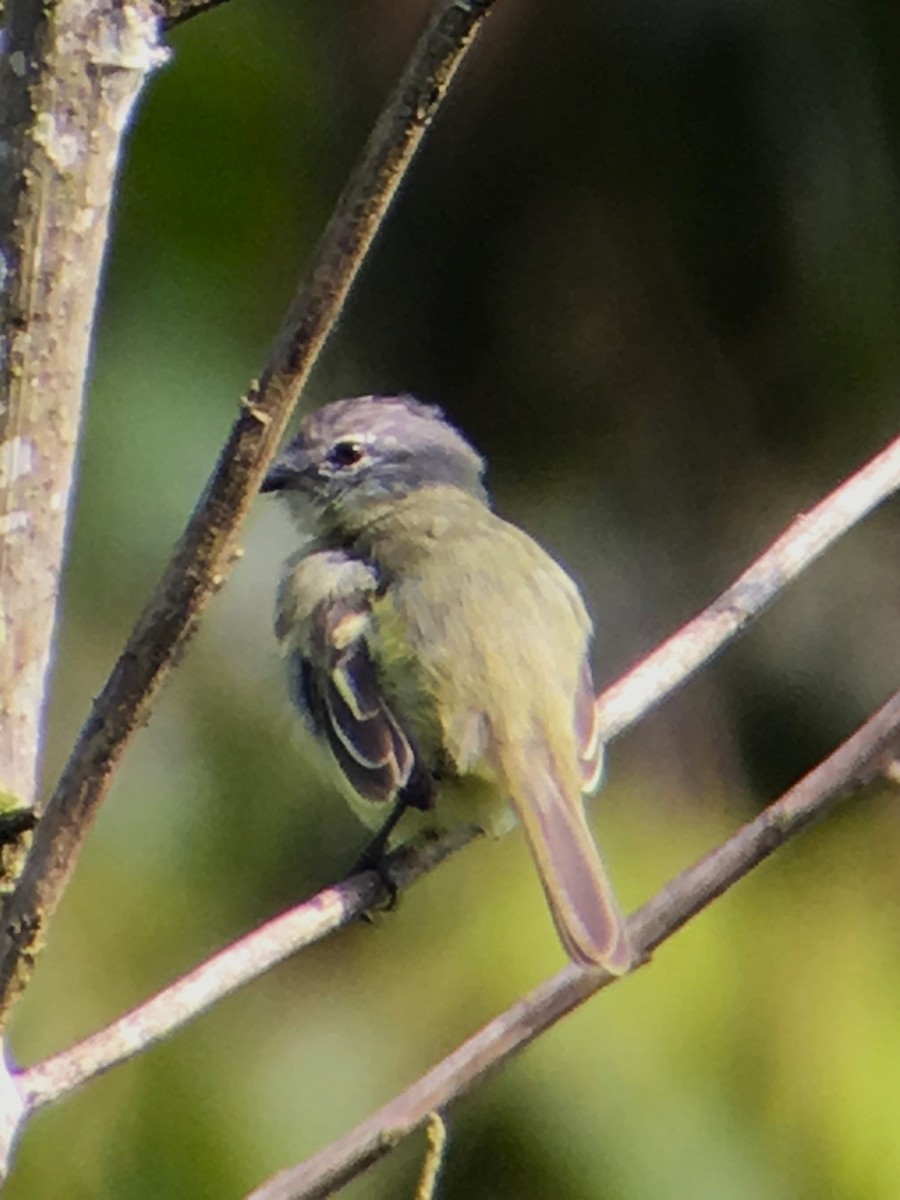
[260,462,295,494]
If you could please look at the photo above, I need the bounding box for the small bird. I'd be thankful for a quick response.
[262,395,632,972]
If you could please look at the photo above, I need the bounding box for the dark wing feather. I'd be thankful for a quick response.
[282,554,414,805]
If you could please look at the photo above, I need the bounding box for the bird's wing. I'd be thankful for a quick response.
[277,551,414,804]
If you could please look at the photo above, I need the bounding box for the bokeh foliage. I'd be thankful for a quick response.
[7,0,900,1195]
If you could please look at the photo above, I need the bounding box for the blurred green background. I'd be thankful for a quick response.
[7,0,900,1195]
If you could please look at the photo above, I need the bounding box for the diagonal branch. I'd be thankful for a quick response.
[18,829,475,1114]
[247,688,900,1200]
[11,427,900,1124]
[598,432,900,739]
[0,0,503,1027]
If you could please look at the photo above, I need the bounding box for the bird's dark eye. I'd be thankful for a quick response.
[328,440,365,468]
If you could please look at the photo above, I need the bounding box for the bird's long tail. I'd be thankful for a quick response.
[507,749,633,973]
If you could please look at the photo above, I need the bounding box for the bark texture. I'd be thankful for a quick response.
[0,2,166,814]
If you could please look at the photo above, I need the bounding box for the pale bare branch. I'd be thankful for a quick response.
[17,830,475,1114]
[0,1050,25,1179]
[599,432,900,740]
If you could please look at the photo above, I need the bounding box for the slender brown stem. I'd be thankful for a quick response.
[246,689,900,1200]
[0,0,503,1026]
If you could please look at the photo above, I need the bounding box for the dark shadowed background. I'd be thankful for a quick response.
[8,0,900,1196]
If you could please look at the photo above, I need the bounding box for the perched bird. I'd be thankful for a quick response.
[262,395,632,972]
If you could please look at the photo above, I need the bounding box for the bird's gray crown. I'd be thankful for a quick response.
[262,395,488,515]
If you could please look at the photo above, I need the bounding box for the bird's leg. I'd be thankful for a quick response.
[351,767,437,909]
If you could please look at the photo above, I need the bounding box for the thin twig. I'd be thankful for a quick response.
[13,429,900,1117]
[160,0,232,29]
[598,432,900,739]
[0,0,503,1026]
[246,688,900,1200]
[416,1114,448,1200]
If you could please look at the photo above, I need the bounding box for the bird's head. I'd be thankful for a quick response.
[262,394,487,532]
